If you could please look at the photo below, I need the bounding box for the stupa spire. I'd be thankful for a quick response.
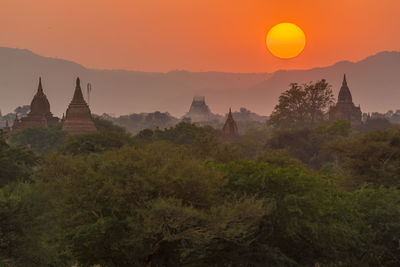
[62,77,96,135]
[329,74,362,126]
[38,77,43,93]
[221,108,239,142]
[71,77,86,104]
[338,73,352,103]
[342,74,347,87]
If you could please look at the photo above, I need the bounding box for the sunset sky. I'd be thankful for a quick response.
[1,0,400,73]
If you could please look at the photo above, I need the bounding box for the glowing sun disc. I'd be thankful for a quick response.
[266,23,306,59]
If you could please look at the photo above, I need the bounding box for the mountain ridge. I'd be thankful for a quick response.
[0,47,399,116]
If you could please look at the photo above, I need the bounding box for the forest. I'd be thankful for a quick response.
[1,80,399,267]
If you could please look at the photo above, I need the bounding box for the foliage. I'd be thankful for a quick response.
[351,186,400,265]
[93,116,129,134]
[14,105,31,117]
[266,120,351,169]
[62,131,132,155]
[268,80,334,129]
[216,160,365,265]
[10,123,67,154]
[356,117,393,132]
[136,121,218,146]
[0,140,37,187]
[60,117,133,155]
[1,108,400,266]
[0,183,69,266]
[328,126,400,188]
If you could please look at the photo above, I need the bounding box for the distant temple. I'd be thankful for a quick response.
[221,108,239,142]
[329,74,362,126]
[185,96,212,122]
[12,77,59,132]
[62,78,97,135]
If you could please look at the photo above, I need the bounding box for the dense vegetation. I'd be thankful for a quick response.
[1,81,399,266]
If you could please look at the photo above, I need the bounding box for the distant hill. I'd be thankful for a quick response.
[249,51,400,115]
[0,47,399,117]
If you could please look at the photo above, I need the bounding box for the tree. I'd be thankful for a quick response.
[269,80,334,129]
[10,124,67,154]
[0,182,69,266]
[351,186,400,265]
[93,116,129,134]
[0,141,38,187]
[215,159,364,266]
[34,145,263,266]
[265,120,351,169]
[151,122,218,145]
[328,126,400,188]
[61,131,133,155]
[357,117,393,132]
[14,105,30,117]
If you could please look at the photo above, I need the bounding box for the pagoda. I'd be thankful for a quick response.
[221,108,239,142]
[329,74,362,126]
[62,78,97,135]
[12,77,59,132]
[185,96,212,122]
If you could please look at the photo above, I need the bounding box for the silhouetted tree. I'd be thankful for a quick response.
[269,80,334,129]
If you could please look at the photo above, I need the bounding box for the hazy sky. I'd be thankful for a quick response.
[1,0,399,72]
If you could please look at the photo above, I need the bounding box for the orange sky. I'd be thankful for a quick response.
[1,0,399,73]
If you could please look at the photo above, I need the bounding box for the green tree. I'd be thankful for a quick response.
[357,117,393,132]
[0,141,37,187]
[0,182,70,266]
[33,145,226,265]
[10,124,67,154]
[152,122,218,145]
[265,120,351,169]
[93,116,129,134]
[61,117,133,155]
[328,126,400,188]
[62,131,132,155]
[269,80,334,129]
[350,186,400,265]
[216,160,364,266]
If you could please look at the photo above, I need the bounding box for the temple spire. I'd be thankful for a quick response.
[71,77,86,104]
[221,108,239,142]
[342,74,347,87]
[338,73,352,103]
[228,108,232,118]
[38,77,43,93]
[62,77,96,135]
[329,74,362,126]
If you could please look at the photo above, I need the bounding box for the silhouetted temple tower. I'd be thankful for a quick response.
[12,77,59,132]
[221,108,239,142]
[329,74,362,126]
[62,78,97,135]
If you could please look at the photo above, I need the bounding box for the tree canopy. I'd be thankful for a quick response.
[269,80,334,129]
[1,105,400,266]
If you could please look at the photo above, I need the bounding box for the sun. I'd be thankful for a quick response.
[266,23,306,59]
